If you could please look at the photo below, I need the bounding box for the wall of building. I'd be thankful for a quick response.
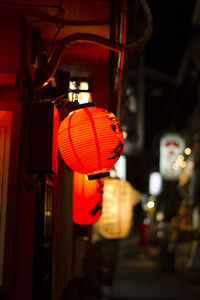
[0,9,74,300]
[0,9,23,300]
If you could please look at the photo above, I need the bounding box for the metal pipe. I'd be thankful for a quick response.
[34,0,152,89]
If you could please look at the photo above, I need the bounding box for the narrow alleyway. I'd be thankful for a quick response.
[108,237,200,300]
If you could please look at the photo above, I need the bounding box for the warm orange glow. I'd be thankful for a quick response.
[185,147,192,155]
[45,211,51,217]
[58,105,124,178]
[180,161,187,168]
[178,154,184,161]
[73,171,104,225]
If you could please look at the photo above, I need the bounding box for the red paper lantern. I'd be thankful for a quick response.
[58,103,124,179]
[73,171,104,225]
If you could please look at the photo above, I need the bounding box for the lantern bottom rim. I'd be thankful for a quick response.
[88,172,110,180]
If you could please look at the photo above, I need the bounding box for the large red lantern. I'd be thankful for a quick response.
[58,103,124,179]
[73,171,104,225]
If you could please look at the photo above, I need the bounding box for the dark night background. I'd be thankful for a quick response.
[126,0,198,195]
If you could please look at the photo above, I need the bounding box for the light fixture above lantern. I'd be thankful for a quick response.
[68,80,92,104]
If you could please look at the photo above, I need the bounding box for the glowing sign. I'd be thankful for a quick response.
[159,133,185,180]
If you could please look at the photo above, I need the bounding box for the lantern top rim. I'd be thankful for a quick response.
[72,102,96,111]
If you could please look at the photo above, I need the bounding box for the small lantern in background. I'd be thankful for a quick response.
[95,178,142,239]
[159,132,185,180]
[73,171,104,225]
[58,103,124,180]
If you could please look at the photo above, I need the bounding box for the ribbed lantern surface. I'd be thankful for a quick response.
[73,171,104,225]
[58,105,124,179]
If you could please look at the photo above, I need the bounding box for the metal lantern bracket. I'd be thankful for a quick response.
[34,0,153,90]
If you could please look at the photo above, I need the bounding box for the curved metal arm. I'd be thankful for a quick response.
[35,0,153,89]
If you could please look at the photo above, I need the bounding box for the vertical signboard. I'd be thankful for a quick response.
[159,133,185,180]
[0,111,12,285]
[95,179,137,239]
